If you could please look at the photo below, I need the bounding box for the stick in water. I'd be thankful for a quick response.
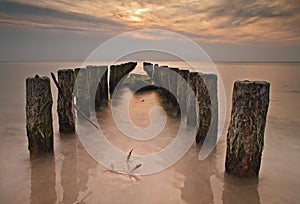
[131,164,142,172]
[50,72,99,129]
[127,148,133,161]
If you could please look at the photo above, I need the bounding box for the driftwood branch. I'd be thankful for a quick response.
[51,72,99,129]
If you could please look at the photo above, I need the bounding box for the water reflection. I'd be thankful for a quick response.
[59,133,97,203]
[29,133,98,204]
[177,147,218,204]
[30,154,56,204]
[222,173,260,204]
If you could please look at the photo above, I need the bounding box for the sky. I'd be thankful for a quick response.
[0,0,299,61]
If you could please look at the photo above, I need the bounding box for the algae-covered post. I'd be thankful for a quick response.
[57,69,75,133]
[225,80,270,177]
[26,75,53,153]
[186,72,198,126]
[74,68,90,117]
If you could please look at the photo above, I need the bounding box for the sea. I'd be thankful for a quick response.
[0,61,299,204]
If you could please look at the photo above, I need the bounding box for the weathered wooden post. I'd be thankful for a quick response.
[196,73,218,145]
[74,68,90,117]
[152,65,159,85]
[225,80,270,177]
[26,75,53,153]
[109,62,137,96]
[143,62,153,77]
[109,65,117,96]
[187,72,198,126]
[57,69,75,133]
[169,68,179,110]
[177,69,189,115]
[98,66,109,104]
[87,66,100,110]
[160,66,170,102]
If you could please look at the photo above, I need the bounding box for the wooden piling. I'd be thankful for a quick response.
[196,73,218,144]
[225,80,270,177]
[109,62,137,96]
[187,72,198,126]
[169,68,179,109]
[143,62,153,78]
[74,68,90,117]
[26,75,53,153]
[57,69,75,133]
[177,69,189,115]
[98,66,109,104]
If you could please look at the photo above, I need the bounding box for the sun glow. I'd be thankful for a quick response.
[118,6,151,23]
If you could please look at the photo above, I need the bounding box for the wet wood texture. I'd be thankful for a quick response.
[26,75,53,153]
[225,80,270,177]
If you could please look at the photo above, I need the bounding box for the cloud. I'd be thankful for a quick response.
[0,0,299,45]
[0,1,126,34]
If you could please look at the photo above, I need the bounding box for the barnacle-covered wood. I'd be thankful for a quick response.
[57,69,75,133]
[225,80,270,177]
[26,75,53,153]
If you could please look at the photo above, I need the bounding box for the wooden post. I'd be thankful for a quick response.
[160,66,169,101]
[225,80,270,177]
[26,75,53,153]
[87,66,101,110]
[169,68,179,110]
[196,73,218,144]
[74,68,90,117]
[143,62,153,78]
[98,66,109,104]
[177,69,189,115]
[57,69,75,133]
[109,62,137,96]
[187,72,198,126]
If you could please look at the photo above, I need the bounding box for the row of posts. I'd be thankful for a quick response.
[143,62,218,145]
[26,61,270,177]
[25,62,137,153]
[144,62,270,177]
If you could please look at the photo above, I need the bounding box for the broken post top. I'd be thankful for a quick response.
[234,80,270,87]
[86,65,108,69]
[27,75,50,81]
[233,80,270,98]
[143,62,153,66]
[110,62,137,68]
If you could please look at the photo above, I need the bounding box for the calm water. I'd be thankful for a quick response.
[0,61,299,204]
